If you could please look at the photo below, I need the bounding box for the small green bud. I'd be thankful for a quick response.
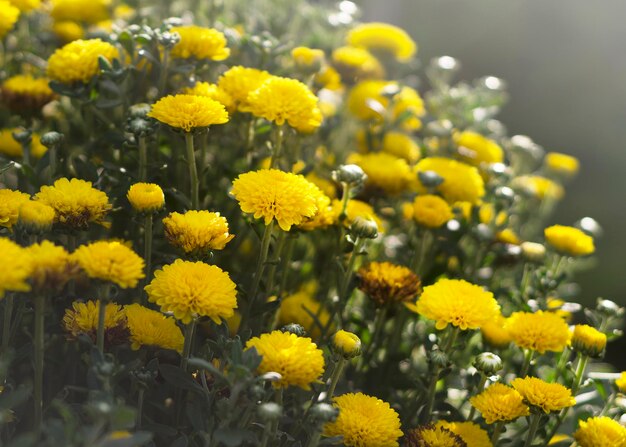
[418,170,444,188]
[520,241,546,263]
[350,216,378,239]
[332,164,366,186]
[596,298,623,317]
[309,403,339,424]
[257,402,282,422]
[128,103,152,119]
[473,352,503,375]
[280,323,307,337]
[40,131,64,148]
[331,330,361,359]
[429,348,449,369]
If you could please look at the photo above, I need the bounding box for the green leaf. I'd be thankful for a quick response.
[0,384,31,411]
[187,357,226,382]
[159,364,204,394]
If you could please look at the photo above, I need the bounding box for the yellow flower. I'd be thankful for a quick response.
[1,75,55,113]
[436,421,492,447]
[50,0,109,24]
[26,241,76,291]
[170,26,229,60]
[405,424,467,447]
[231,169,323,231]
[382,131,421,163]
[414,157,485,204]
[574,416,626,447]
[407,278,500,331]
[513,175,564,201]
[127,183,165,213]
[481,313,512,348]
[277,287,330,339]
[182,82,235,112]
[332,199,384,233]
[148,94,229,132]
[0,238,32,298]
[616,372,626,393]
[332,330,361,359]
[18,201,56,233]
[393,86,425,130]
[347,22,417,61]
[470,383,530,424]
[245,330,324,389]
[47,39,118,84]
[347,152,412,195]
[51,20,84,42]
[315,65,342,90]
[217,66,271,112]
[455,131,504,167]
[544,225,594,257]
[63,300,128,344]
[511,377,575,413]
[323,392,403,447]
[163,210,234,255]
[0,0,19,39]
[571,324,607,358]
[544,152,579,177]
[306,171,337,199]
[73,241,144,288]
[0,129,47,159]
[496,229,521,245]
[297,191,335,231]
[358,262,420,306]
[8,0,40,12]
[348,81,422,123]
[246,76,322,132]
[35,178,112,229]
[292,46,325,70]
[145,259,237,324]
[331,46,385,82]
[124,303,184,353]
[504,310,571,354]
[0,189,30,229]
[412,194,454,229]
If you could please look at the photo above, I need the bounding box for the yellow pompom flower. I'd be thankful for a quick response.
[347,80,396,121]
[163,210,234,255]
[574,416,626,447]
[170,26,229,61]
[436,421,492,447]
[50,0,109,24]
[412,194,454,229]
[35,178,112,229]
[63,300,127,344]
[245,330,325,389]
[217,66,271,112]
[571,324,607,358]
[182,82,235,112]
[405,424,467,447]
[231,169,323,231]
[511,377,575,413]
[504,310,571,354]
[1,75,55,113]
[47,39,118,84]
[26,241,76,291]
[455,131,504,167]
[616,372,626,393]
[513,175,564,201]
[470,383,530,424]
[407,278,500,331]
[544,225,594,257]
[382,131,421,163]
[358,262,420,306]
[0,189,30,229]
[73,241,145,288]
[8,0,40,12]
[414,157,485,204]
[148,94,229,132]
[292,46,325,71]
[0,238,32,298]
[0,129,47,159]
[323,392,403,447]
[393,86,426,130]
[246,76,322,132]
[332,330,362,359]
[145,259,237,324]
[347,152,412,195]
[0,0,19,39]
[347,22,416,61]
[127,183,165,213]
[331,199,384,233]
[496,229,521,245]
[481,313,512,348]
[544,152,579,177]
[18,201,56,233]
[331,46,385,82]
[51,20,84,42]
[124,303,184,353]
[297,191,335,231]
[277,288,330,339]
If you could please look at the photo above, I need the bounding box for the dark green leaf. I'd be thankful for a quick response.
[159,364,204,394]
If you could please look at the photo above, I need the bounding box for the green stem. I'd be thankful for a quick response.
[277,235,296,298]
[421,327,458,423]
[96,283,111,354]
[467,375,488,421]
[158,49,170,94]
[138,135,147,181]
[490,421,505,445]
[141,214,153,303]
[304,431,322,447]
[2,294,14,353]
[48,145,57,184]
[326,357,347,399]
[269,125,284,169]
[339,237,364,301]
[338,183,351,223]
[361,305,389,368]
[185,132,199,210]
[137,388,144,429]
[519,349,534,378]
[265,230,287,299]
[33,294,45,433]
[242,222,275,330]
[599,392,616,416]
[411,229,433,274]
[523,414,541,447]
[180,319,197,372]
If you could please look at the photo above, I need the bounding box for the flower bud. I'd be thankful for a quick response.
[128,103,152,119]
[332,330,361,359]
[127,183,165,213]
[596,298,623,317]
[571,324,607,359]
[521,241,546,263]
[257,402,282,422]
[280,323,307,337]
[417,170,444,188]
[12,129,31,145]
[473,352,503,375]
[40,131,64,148]
[309,402,339,424]
[350,216,378,239]
[424,120,453,138]
[332,164,366,187]
[429,348,449,369]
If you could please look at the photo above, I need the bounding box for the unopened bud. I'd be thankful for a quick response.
[429,348,449,369]
[332,164,366,187]
[521,242,546,263]
[309,402,339,424]
[257,402,282,422]
[597,298,623,317]
[331,330,361,359]
[418,170,444,188]
[350,217,378,239]
[473,352,503,375]
[40,131,64,148]
[280,323,307,337]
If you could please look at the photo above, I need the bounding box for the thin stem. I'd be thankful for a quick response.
[96,283,111,354]
[137,388,145,429]
[304,431,322,447]
[269,125,284,169]
[140,214,153,303]
[338,183,351,223]
[339,237,364,301]
[180,319,197,372]
[519,349,534,378]
[2,294,14,353]
[185,132,199,210]
[361,305,389,368]
[138,135,147,181]
[326,357,347,399]
[265,230,287,299]
[158,49,170,94]
[467,374,488,421]
[490,421,505,445]
[277,235,296,298]
[411,229,433,274]
[33,294,45,433]
[523,414,541,447]
[48,145,57,184]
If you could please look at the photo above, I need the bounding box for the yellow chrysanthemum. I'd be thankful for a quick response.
[511,377,575,413]
[0,129,47,159]
[306,172,337,199]
[496,229,521,245]
[47,39,118,84]
[8,0,40,12]
[0,238,32,298]
[1,75,55,113]
[393,85,426,130]
[145,259,237,324]
[217,66,272,111]
[414,157,485,204]
[358,262,420,306]
[412,194,454,229]
[347,22,417,61]
[455,131,504,167]
[315,65,342,90]
[382,131,421,162]
[245,330,325,389]
[347,80,399,121]
[323,392,403,447]
[544,225,594,257]
[331,199,384,232]
[297,191,335,231]
[35,178,112,229]
[481,313,512,348]
[182,82,235,112]
[436,421,492,447]
[163,210,234,255]
[331,46,385,82]
[0,189,30,229]
[407,278,500,331]
[170,26,229,61]
[73,241,144,288]
[616,372,626,393]
[571,324,607,358]
[148,94,229,132]
[277,287,330,339]
[470,383,530,424]
[26,241,76,291]
[63,300,127,344]
[544,152,579,177]
[332,330,361,359]
[18,200,56,232]
[574,417,626,447]
[405,424,467,447]
[292,46,325,70]
[50,0,109,24]
[124,303,184,353]
[504,310,571,354]
[127,183,165,213]
[246,76,322,132]
[0,0,19,39]
[231,169,323,231]
[347,152,412,195]
[52,20,84,42]
[513,175,564,201]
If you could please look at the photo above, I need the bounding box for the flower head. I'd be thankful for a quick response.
[454,131,504,167]
[481,313,512,348]
[182,82,234,112]
[145,259,237,324]
[0,0,19,39]
[412,194,454,228]
[26,241,76,291]
[245,330,324,389]
[292,46,325,70]
[47,39,118,84]
[571,324,607,358]
[544,225,594,257]
[470,382,529,424]
[382,131,421,162]
[513,175,564,200]
[217,66,271,112]
[574,417,626,447]
[435,421,492,447]
[331,46,385,82]
[51,20,84,42]
[504,310,571,354]
[358,262,420,306]
[1,75,55,113]
[407,279,500,331]
[348,81,423,123]
[544,152,579,177]
[0,238,32,298]
[63,300,128,345]
[405,424,467,447]
[347,152,412,195]
[511,377,575,413]
[18,200,56,233]
[50,0,109,24]
[124,303,184,352]
[35,178,112,229]
[148,94,229,132]
[8,0,40,12]
[347,22,417,61]
[323,392,403,447]
[277,286,330,339]
[0,129,47,159]
[73,241,144,288]
[0,189,30,230]
[170,26,229,60]
[127,183,165,213]
[332,330,362,359]
[332,199,384,232]
[414,157,485,204]
[163,210,234,256]
[616,372,626,393]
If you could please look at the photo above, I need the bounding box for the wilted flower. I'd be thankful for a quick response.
[358,261,420,306]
